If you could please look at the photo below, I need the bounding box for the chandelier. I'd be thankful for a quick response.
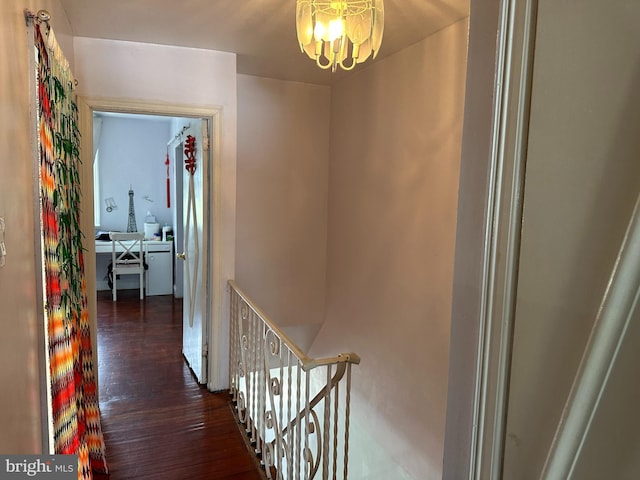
[296,0,385,72]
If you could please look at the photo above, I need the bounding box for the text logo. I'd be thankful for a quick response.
[0,455,76,479]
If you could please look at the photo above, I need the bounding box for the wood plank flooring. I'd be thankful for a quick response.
[95,289,264,480]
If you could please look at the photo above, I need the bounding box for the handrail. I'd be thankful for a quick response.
[541,192,640,479]
[279,362,346,438]
[228,280,360,371]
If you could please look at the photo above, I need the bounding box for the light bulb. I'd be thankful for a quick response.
[314,22,327,41]
[328,18,344,41]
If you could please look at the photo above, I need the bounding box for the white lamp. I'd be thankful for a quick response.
[296,0,385,72]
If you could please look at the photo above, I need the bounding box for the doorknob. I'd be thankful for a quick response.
[177,252,186,260]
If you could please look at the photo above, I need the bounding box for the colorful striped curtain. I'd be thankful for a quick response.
[34,22,108,479]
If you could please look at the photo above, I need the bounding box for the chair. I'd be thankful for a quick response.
[110,232,145,301]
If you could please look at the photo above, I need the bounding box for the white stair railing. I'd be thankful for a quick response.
[229,280,360,480]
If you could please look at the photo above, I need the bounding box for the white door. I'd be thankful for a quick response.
[179,119,208,383]
[172,143,184,298]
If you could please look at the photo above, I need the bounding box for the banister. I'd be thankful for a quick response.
[228,280,360,479]
[228,280,360,371]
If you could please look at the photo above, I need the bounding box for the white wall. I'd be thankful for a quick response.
[96,116,173,232]
[0,0,74,453]
[236,75,330,333]
[94,115,174,290]
[73,37,237,387]
[503,1,640,478]
[310,19,469,479]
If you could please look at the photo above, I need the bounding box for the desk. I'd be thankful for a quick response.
[95,240,174,295]
[95,239,173,254]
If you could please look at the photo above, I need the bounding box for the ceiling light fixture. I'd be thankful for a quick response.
[296,0,384,72]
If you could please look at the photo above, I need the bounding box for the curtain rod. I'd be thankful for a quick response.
[24,9,51,32]
[24,9,79,87]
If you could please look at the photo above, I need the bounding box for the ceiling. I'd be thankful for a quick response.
[58,0,469,86]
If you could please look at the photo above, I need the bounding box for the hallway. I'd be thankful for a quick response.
[96,289,264,479]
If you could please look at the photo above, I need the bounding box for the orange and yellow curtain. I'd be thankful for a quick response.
[34,23,108,479]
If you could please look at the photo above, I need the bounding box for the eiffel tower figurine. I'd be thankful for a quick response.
[126,186,138,232]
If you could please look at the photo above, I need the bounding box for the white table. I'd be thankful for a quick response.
[95,240,174,295]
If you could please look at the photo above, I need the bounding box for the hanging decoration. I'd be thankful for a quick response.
[183,132,199,327]
[29,9,108,479]
[165,150,171,208]
[184,134,197,176]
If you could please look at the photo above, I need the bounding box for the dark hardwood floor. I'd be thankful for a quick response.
[95,289,264,480]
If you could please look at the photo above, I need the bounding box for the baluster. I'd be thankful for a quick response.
[231,289,238,402]
[343,363,352,480]
[265,327,275,478]
[322,366,331,480]
[242,300,252,434]
[245,303,251,424]
[296,359,302,480]
[235,291,241,401]
[333,378,339,480]
[237,295,247,421]
[229,290,235,399]
[277,337,284,478]
[260,320,264,451]
[236,295,242,403]
[237,290,242,400]
[250,311,260,455]
[304,372,311,480]
[229,291,234,395]
[287,349,293,480]
[251,309,258,444]
[259,320,266,458]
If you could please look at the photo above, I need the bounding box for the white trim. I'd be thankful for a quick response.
[541,193,640,479]
[470,0,539,478]
[27,17,53,454]
[207,113,226,392]
[78,97,226,392]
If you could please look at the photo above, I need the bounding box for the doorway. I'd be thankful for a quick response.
[78,97,228,393]
[92,111,189,294]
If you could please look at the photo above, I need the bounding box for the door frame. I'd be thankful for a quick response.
[443,0,539,478]
[467,0,538,477]
[78,97,226,392]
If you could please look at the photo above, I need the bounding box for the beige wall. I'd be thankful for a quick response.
[0,0,74,453]
[504,0,640,478]
[236,75,330,331]
[309,19,469,479]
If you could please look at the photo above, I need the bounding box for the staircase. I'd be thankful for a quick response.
[229,280,361,480]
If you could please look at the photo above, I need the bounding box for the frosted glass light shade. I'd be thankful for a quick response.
[296,0,384,72]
